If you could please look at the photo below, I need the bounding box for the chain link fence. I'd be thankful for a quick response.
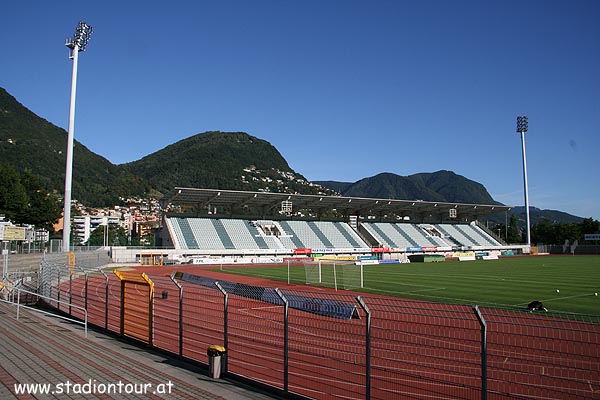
[37,259,600,399]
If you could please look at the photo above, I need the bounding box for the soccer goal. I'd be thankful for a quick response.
[303,258,364,290]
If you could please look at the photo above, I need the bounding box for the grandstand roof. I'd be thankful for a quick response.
[161,187,511,221]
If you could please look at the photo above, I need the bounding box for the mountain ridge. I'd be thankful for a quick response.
[121,131,322,195]
[316,170,499,205]
[0,86,585,223]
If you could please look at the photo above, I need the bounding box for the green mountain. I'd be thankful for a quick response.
[0,87,149,205]
[121,131,327,195]
[316,174,587,224]
[510,206,583,225]
[316,171,498,204]
[0,87,330,206]
[0,86,587,224]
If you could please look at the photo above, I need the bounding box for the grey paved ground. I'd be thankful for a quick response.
[0,301,282,399]
[2,253,42,273]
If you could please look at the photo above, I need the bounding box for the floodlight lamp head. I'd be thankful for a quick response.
[516,116,528,133]
[66,21,93,52]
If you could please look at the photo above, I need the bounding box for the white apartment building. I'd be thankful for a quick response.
[72,215,121,244]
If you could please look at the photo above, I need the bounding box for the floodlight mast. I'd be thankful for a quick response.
[62,21,92,252]
[516,116,531,247]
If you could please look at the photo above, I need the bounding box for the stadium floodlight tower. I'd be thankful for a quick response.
[516,116,531,247]
[62,21,93,252]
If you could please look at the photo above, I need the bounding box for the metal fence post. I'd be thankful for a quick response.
[170,273,184,357]
[69,271,73,315]
[57,265,62,307]
[99,268,109,329]
[40,260,49,299]
[357,296,371,400]
[84,270,88,310]
[215,281,229,372]
[473,305,487,400]
[46,262,53,299]
[275,288,289,392]
[16,287,21,320]
[76,266,89,311]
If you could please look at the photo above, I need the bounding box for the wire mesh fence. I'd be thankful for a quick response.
[363,297,484,399]
[37,260,600,400]
[480,306,600,399]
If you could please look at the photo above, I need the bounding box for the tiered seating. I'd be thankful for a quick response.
[417,224,451,247]
[169,217,287,250]
[272,221,303,248]
[362,222,415,248]
[436,223,500,247]
[253,220,292,249]
[278,235,302,249]
[167,216,503,253]
[279,221,324,249]
[188,218,226,249]
[307,221,334,248]
[261,235,286,249]
[331,222,368,248]
[436,224,470,247]
[211,219,235,249]
[168,217,203,249]
[461,223,501,246]
[471,224,501,246]
[393,224,426,246]
[363,222,496,249]
[400,223,440,247]
[221,219,268,249]
[166,217,187,248]
[307,221,368,249]
[361,222,394,247]
[401,224,446,247]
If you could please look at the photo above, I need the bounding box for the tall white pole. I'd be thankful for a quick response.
[520,131,531,246]
[63,43,80,252]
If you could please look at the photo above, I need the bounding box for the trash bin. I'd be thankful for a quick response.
[207,345,227,379]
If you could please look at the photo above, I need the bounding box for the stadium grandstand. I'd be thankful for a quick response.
[113,187,519,264]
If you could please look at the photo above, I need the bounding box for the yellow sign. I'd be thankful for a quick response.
[319,255,357,261]
[68,251,75,274]
[3,226,26,241]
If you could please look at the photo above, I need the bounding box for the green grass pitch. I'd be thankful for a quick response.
[218,255,600,315]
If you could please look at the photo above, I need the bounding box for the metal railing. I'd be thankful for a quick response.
[37,259,600,400]
[0,285,88,338]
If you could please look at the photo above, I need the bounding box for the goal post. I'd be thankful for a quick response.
[304,260,322,285]
[304,257,363,290]
[338,261,364,290]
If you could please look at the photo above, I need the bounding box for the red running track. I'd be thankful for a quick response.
[57,265,599,400]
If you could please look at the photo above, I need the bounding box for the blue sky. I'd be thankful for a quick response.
[2,1,599,220]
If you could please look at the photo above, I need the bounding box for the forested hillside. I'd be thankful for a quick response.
[1,86,587,228]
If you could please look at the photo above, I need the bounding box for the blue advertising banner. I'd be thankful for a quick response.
[406,247,422,252]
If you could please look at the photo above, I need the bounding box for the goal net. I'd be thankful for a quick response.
[303,258,363,290]
[338,262,364,290]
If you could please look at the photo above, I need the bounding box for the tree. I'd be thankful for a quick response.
[581,218,600,235]
[0,163,28,222]
[492,223,507,242]
[19,171,62,231]
[531,219,555,244]
[556,223,581,244]
[507,214,521,243]
[0,164,62,231]
[531,218,599,245]
[84,224,128,247]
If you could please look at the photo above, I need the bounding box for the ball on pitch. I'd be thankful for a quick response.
[556,289,560,293]
[595,292,598,296]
